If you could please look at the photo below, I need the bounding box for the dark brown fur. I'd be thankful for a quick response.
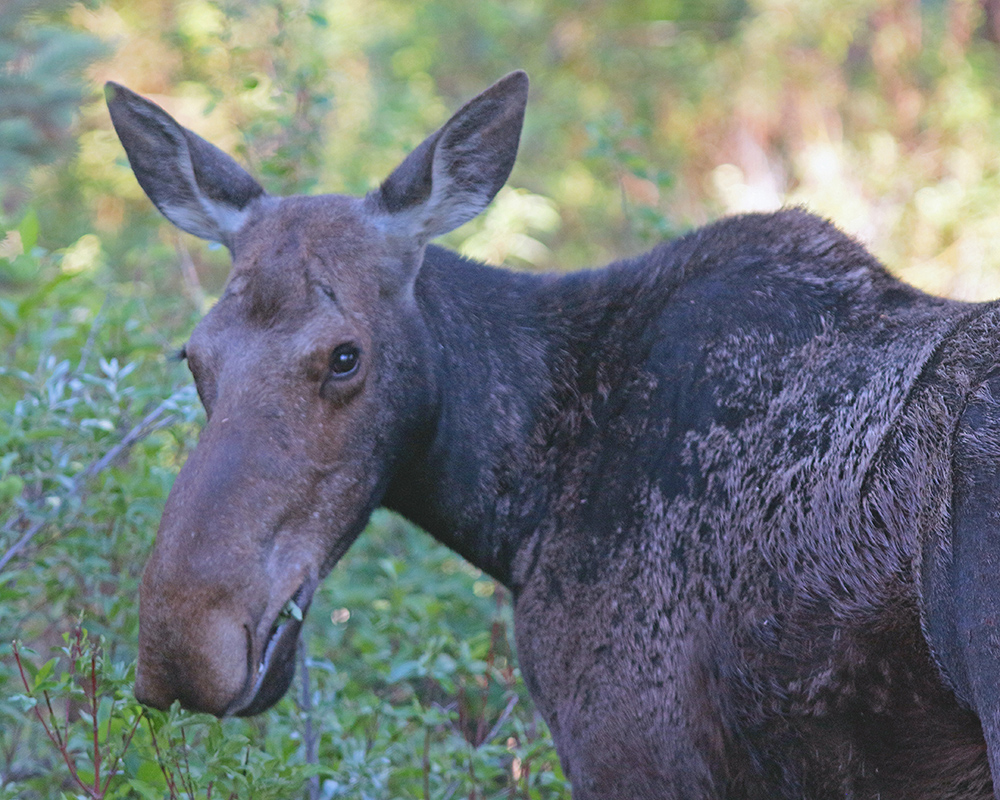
[107,74,1000,798]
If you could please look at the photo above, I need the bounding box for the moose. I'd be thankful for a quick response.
[107,71,1000,798]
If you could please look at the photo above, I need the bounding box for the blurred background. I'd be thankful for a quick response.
[4,0,1000,797]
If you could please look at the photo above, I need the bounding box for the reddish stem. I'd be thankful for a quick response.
[100,709,144,795]
[180,727,197,798]
[67,627,82,735]
[42,689,66,750]
[12,642,99,799]
[91,649,101,795]
[147,717,180,798]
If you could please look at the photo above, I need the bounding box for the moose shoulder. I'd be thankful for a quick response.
[107,72,1000,799]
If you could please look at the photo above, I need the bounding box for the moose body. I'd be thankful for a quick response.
[107,73,1000,798]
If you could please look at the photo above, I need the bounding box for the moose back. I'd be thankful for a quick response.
[107,72,1000,799]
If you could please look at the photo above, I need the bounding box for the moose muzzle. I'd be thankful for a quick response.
[134,417,321,716]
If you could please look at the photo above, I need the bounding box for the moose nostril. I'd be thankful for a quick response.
[136,598,256,717]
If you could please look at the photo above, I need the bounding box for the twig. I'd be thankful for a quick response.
[99,710,144,796]
[13,626,143,799]
[80,398,180,483]
[90,648,100,796]
[147,717,180,799]
[0,518,49,575]
[423,728,431,800]
[179,728,196,800]
[297,637,320,800]
[66,628,81,738]
[0,397,181,573]
[468,750,478,800]
[12,641,98,798]
[482,695,518,748]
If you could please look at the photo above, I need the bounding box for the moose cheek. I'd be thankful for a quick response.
[195,382,217,416]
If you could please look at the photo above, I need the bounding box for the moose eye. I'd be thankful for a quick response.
[329,343,360,377]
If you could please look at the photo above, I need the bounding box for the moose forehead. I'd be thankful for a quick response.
[225,193,389,321]
[184,193,395,376]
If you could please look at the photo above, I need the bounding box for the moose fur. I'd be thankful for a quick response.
[107,72,1000,798]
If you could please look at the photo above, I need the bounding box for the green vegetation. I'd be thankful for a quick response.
[5,0,1000,796]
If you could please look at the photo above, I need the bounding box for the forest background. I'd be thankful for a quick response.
[4,0,1000,797]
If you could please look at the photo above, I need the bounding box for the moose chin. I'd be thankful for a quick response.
[109,72,1000,799]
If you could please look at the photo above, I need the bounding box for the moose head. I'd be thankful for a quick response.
[107,73,529,716]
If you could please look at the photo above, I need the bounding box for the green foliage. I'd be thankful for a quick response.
[6,626,321,799]
[0,0,105,212]
[7,0,1000,796]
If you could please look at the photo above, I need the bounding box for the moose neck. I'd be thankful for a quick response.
[384,247,552,585]
[384,243,664,592]
[383,245,569,590]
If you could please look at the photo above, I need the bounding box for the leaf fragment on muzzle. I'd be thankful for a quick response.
[278,599,303,622]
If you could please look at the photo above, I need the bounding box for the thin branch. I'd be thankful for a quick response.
[12,642,97,799]
[482,695,518,748]
[423,728,431,800]
[179,728,196,800]
[0,518,49,575]
[90,649,100,796]
[65,628,80,737]
[80,398,180,483]
[0,396,181,573]
[146,718,180,799]
[42,690,65,751]
[100,710,144,795]
[297,637,320,800]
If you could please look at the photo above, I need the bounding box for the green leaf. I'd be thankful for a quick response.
[387,659,424,683]
[8,693,37,712]
[0,474,23,503]
[17,208,38,252]
[134,760,166,786]
[278,598,303,622]
[127,780,166,800]
[32,657,57,688]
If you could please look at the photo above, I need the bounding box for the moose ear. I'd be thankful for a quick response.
[105,82,264,246]
[369,71,528,243]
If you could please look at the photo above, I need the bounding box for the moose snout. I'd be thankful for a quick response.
[134,515,315,716]
[135,561,313,716]
[135,597,252,715]
[134,417,320,715]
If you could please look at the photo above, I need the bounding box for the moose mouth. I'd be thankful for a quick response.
[227,581,316,717]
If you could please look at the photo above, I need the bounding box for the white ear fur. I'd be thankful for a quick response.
[158,194,256,244]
